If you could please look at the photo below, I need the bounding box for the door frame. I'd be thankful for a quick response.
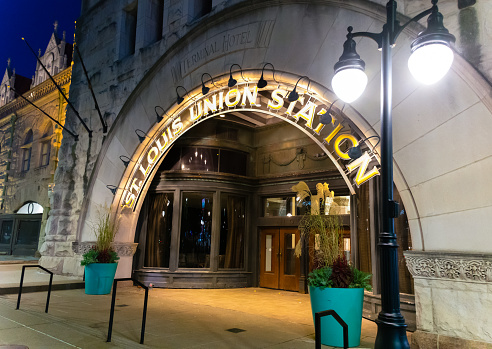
[259,227,300,292]
[0,214,42,256]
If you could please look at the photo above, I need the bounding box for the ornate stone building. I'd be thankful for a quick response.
[0,24,72,256]
[39,1,492,348]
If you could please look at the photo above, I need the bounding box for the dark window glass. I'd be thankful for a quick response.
[121,3,137,57]
[160,146,248,175]
[145,193,173,268]
[181,147,218,172]
[15,220,40,245]
[160,146,181,170]
[263,197,311,217]
[284,233,296,275]
[179,192,213,268]
[40,142,50,166]
[219,195,245,269]
[22,148,31,172]
[219,149,247,176]
[193,0,212,19]
[0,220,13,244]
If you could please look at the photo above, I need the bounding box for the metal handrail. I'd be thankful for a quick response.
[106,278,149,344]
[315,309,349,349]
[16,265,54,313]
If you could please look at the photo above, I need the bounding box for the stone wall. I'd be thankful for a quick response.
[405,251,492,347]
[0,67,70,253]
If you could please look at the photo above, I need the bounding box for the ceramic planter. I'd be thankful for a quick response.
[84,263,118,295]
[309,286,364,347]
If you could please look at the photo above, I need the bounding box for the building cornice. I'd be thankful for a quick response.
[0,67,72,119]
[404,251,492,283]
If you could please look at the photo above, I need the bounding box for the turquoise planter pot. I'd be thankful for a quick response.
[309,286,364,348]
[84,263,118,295]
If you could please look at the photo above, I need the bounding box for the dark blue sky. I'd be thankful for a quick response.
[0,1,82,78]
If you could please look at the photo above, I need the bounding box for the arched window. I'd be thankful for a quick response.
[40,123,52,167]
[17,202,44,214]
[22,130,33,172]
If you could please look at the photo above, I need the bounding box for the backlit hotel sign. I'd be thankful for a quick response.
[121,84,379,210]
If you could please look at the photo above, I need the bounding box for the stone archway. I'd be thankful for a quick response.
[102,72,391,278]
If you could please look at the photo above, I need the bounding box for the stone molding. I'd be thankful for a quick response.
[0,67,72,119]
[404,251,492,283]
[72,241,138,257]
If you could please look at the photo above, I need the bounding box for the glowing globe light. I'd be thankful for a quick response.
[408,43,454,85]
[332,68,368,103]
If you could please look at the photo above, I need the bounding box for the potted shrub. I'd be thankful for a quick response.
[81,206,120,295]
[292,181,371,348]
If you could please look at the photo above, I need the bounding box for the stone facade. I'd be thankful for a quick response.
[405,251,492,347]
[39,0,492,346]
[0,25,72,255]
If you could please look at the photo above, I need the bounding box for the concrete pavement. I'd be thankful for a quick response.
[0,263,413,348]
[0,263,84,295]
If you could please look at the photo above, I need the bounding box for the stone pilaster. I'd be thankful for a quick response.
[404,251,492,348]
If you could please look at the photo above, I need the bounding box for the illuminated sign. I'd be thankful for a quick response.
[121,84,379,210]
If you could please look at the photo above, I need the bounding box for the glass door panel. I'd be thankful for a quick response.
[0,220,14,254]
[259,229,279,289]
[279,228,300,291]
[265,234,272,272]
[12,219,41,255]
[283,233,296,276]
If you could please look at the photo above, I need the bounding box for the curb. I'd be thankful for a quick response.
[0,282,85,295]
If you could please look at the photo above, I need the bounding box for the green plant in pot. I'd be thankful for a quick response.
[81,205,120,295]
[292,181,371,348]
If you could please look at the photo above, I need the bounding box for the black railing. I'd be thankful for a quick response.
[107,278,149,344]
[315,309,348,349]
[16,265,53,313]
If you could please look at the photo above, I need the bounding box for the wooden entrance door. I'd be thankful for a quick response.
[259,228,300,291]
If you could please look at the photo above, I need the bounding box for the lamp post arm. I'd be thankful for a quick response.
[351,31,383,49]
[391,7,433,44]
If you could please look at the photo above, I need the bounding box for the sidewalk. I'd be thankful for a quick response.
[0,285,393,349]
[0,263,413,348]
[0,263,84,295]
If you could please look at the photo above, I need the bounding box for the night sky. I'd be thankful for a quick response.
[0,1,82,79]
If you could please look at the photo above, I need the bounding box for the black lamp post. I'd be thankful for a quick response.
[332,1,455,348]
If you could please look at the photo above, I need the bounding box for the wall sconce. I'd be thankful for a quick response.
[135,129,149,143]
[119,155,135,168]
[176,86,189,104]
[201,73,217,95]
[106,184,123,195]
[288,76,311,102]
[155,106,169,123]
[347,135,381,160]
[319,99,345,125]
[257,63,277,89]
[228,64,243,87]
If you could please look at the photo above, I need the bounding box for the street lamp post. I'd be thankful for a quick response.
[332,1,455,348]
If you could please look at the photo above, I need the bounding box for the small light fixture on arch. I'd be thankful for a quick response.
[347,135,380,160]
[257,63,277,89]
[201,73,217,95]
[228,64,243,88]
[288,76,311,102]
[175,86,189,104]
[135,129,150,144]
